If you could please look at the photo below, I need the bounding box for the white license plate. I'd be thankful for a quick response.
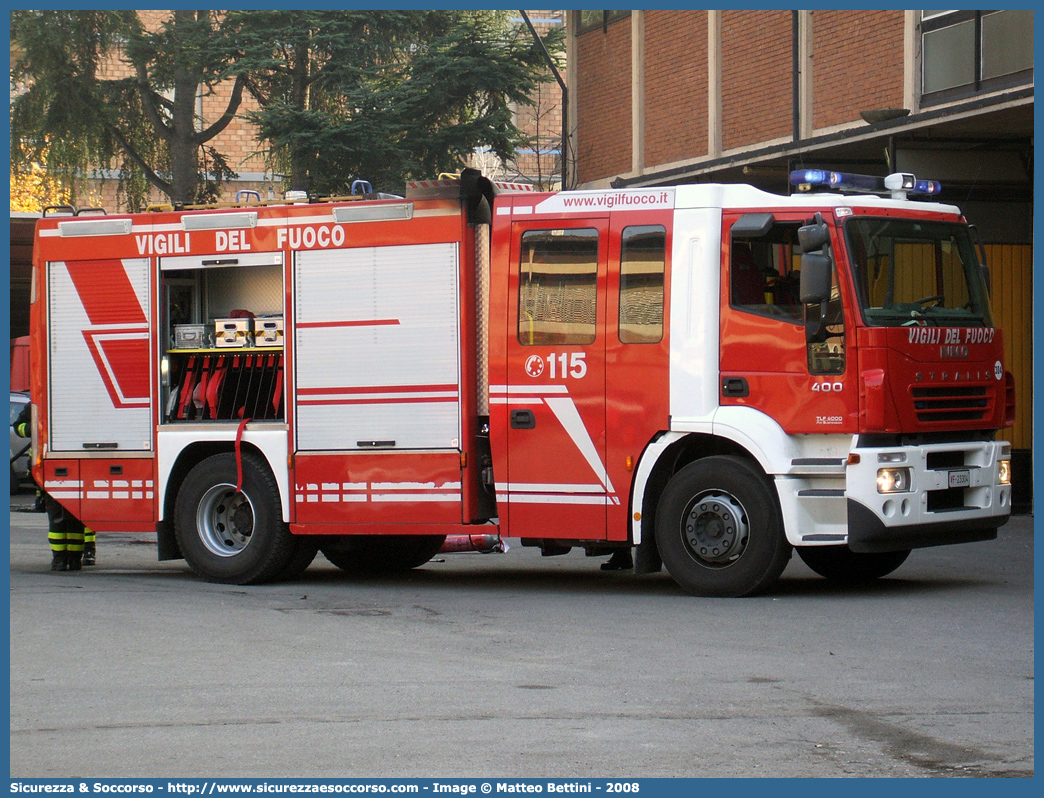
[948,469,971,488]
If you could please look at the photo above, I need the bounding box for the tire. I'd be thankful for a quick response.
[174,452,294,584]
[797,546,910,584]
[655,456,791,597]
[321,535,446,574]
[278,537,320,580]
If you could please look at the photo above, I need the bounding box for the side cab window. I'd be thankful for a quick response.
[728,214,803,321]
[619,225,666,344]
[518,228,599,346]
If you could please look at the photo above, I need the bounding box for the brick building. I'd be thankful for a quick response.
[565,9,1033,506]
[475,11,566,189]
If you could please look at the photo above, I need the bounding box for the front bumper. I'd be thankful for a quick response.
[847,500,1003,552]
[845,438,1011,553]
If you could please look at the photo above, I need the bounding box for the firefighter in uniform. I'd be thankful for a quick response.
[13,403,95,570]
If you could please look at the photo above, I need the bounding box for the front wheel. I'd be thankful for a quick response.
[174,452,294,584]
[321,535,446,574]
[655,456,791,597]
[797,546,910,584]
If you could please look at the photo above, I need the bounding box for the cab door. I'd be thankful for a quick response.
[604,217,671,541]
[718,212,855,433]
[501,219,611,540]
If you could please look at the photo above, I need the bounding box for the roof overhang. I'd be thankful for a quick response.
[611,87,1033,203]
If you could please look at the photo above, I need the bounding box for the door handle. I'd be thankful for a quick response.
[721,377,749,397]
[510,409,536,429]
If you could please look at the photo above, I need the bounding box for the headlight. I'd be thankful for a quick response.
[998,459,1012,486]
[877,467,911,494]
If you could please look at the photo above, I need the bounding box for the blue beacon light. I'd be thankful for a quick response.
[789,170,943,198]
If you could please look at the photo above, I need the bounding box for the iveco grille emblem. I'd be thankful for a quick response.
[940,345,969,359]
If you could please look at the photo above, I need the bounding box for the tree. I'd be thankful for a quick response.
[10,10,247,209]
[11,10,562,205]
[226,10,561,194]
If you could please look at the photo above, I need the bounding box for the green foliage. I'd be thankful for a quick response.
[10,11,133,192]
[11,10,562,204]
[11,10,245,208]
[227,10,560,194]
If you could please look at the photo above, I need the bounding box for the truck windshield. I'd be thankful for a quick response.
[844,217,993,327]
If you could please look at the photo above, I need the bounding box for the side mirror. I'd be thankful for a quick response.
[799,253,832,304]
[798,221,830,253]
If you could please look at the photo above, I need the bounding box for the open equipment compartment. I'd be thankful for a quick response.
[159,251,286,423]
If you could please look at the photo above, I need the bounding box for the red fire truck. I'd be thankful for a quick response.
[25,168,1014,596]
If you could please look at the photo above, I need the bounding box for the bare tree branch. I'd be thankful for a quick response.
[134,61,173,143]
[104,120,172,196]
[196,73,247,143]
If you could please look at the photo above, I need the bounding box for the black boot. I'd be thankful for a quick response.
[82,543,96,566]
[51,551,69,572]
[67,551,83,571]
[601,549,633,571]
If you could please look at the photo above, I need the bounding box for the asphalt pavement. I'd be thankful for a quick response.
[7,488,1035,778]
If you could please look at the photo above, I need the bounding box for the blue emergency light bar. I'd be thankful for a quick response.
[790,169,942,198]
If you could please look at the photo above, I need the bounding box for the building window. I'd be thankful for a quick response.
[519,228,599,346]
[575,10,630,35]
[921,10,1033,104]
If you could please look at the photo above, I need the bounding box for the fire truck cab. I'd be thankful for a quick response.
[27,169,1014,596]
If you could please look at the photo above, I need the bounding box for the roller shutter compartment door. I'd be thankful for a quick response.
[48,259,152,453]
[294,243,461,452]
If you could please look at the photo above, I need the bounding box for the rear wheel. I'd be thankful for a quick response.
[655,456,791,597]
[797,546,910,584]
[321,535,446,574]
[278,537,320,580]
[174,452,293,584]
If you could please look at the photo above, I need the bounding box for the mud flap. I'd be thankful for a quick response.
[156,518,183,561]
[633,535,662,575]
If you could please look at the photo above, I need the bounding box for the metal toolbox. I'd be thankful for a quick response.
[214,317,252,348]
[174,324,207,349]
[254,316,284,347]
